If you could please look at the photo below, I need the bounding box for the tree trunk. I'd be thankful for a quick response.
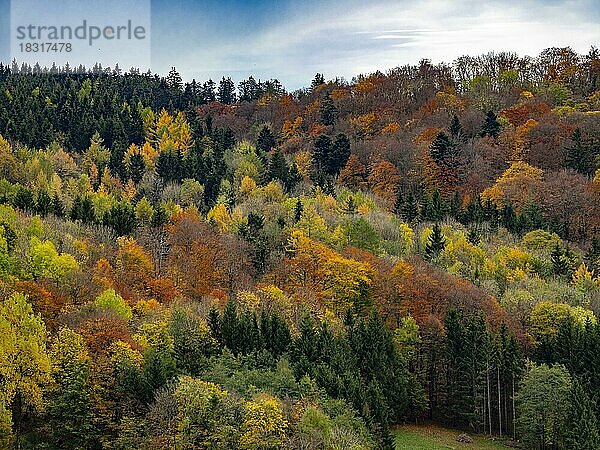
[512,376,516,439]
[497,366,502,436]
[487,362,492,435]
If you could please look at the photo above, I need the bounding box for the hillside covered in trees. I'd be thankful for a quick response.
[0,46,599,449]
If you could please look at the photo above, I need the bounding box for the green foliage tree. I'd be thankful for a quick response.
[29,238,79,282]
[449,114,462,138]
[46,327,97,449]
[268,149,289,186]
[341,217,381,253]
[564,380,600,449]
[515,363,571,450]
[0,293,51,447]
[104,201,137,236]
[95,289,133,320]
[175,376,242,449]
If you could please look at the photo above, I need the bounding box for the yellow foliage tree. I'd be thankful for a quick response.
[240,396,288,450]
[286,230,373,316]
[351,112,378,138]
[482,161,544,210]
[281,116,303,139]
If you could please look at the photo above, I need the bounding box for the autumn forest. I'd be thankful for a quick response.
[0,46,600,449]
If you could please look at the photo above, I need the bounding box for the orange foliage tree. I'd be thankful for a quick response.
[368,160,401,209]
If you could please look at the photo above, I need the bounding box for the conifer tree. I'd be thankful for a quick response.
[286,163,302,191]
[402,192,419,223]
[13,186,35,212]
[467,227,481,245]
[425,223,446,260]
[166,67,183,90]
[430,132,454,165]
[585,236,600,274]
[221,299,239,354]
[320,92,337,126]
[104,202,136,236]
[330,133,351,176]
[217,77,236,104]
[565,128,595,177]
[294,199,303,223]
[151,204,168,228]
[35,190,52,216]
[394,190,404,216]
[268,149,289,185]
[481,111,501,138]
[449,114,462,139]
[313,134,332,175]
[565,380,600,449]
[51,194,65,217]
[128,152,145,183]
[311,73,325,89]
[256,126,276,154]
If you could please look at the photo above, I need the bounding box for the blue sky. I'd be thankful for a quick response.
[1,0,599,89]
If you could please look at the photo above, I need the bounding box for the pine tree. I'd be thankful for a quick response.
[565,380,600,449]
[268,149,289,185]
[104,202,136,236]
[343,196,357,215]
[320,93,337,126]
[449,114,462,139]
[207,306,222,343]
[522,201,545,231]
[430,132,458,189]
[430,132,453,165]
[430,189,446,222]
[502,204,518,233]
[256,126,276,154]
[444,309,475,427]
[166,67,183,90]
[51,194,65,217]
[481,111,501,138]
[329,133,351,176]
[294,199,303,223]
[35,190,52,216]
[286,163,302,191]
[394,190,404,216]
[128,152,145,183]
[402,192,419,223]
[221,299,239,354]
[565,128,595,177]
[449,191,462,220]
[425,223,446,259]
[151,204,168,228]
[552,243,578,278]
[585,236,600,274]
[13,186,35,212]
[467,227,481,245]
[313,134,332,175]
[217,77,236,104]
[311,73,325,90]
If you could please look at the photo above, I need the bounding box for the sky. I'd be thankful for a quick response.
[1,0,599,89]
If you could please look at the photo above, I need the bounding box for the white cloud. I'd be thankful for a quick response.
[170,0,600,89]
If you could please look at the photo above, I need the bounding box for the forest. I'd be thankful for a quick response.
[0,46,599,449]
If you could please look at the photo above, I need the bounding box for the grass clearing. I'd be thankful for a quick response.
[394,423,515,450]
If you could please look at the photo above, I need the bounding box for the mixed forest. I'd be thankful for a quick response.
[0,46,599,449]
